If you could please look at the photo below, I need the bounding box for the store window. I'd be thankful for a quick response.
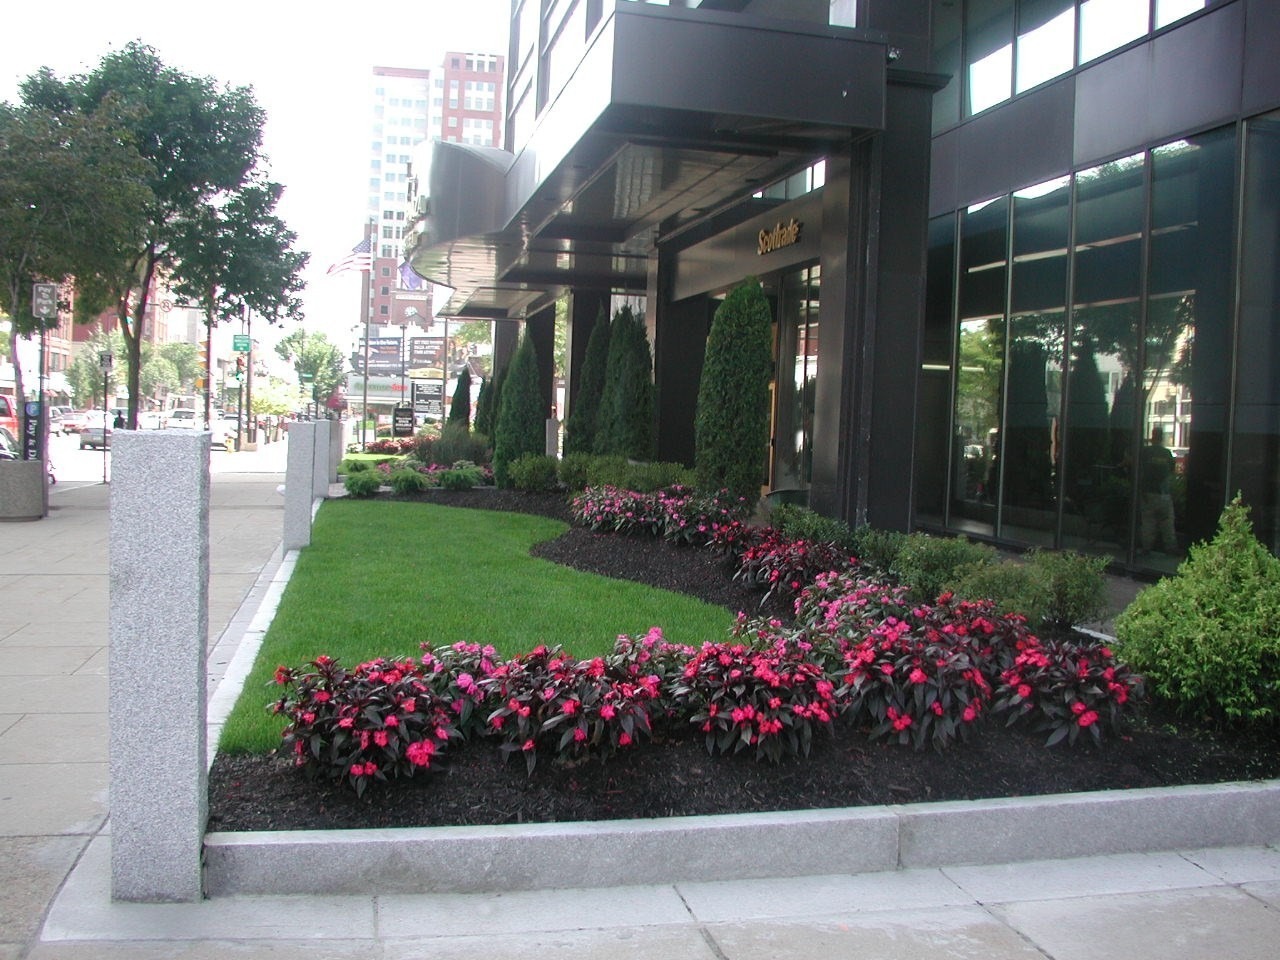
[966,0,1013,115]
[1015,0,1074,94]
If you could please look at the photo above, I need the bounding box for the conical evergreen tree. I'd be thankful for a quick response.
[492,334,545,487]
[594,305,654,460]
[695,279,773,500]
[447,364,472,431]
[563,308,611,455]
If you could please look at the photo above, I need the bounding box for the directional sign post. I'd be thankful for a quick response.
[233,334,252,353]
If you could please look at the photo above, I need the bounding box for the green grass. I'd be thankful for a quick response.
[219,499,734,753]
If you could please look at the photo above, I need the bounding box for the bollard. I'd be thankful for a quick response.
[284,421,317,552]
[108,432,210,902]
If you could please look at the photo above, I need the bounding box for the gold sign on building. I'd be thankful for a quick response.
[758,218,803,255]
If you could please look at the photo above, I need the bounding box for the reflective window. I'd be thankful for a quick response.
[1015,0,1075,93]
[918,215,957,526]
[1234,112,1280,554]
[1156,0,1206,29]
[1000,176,1070,545]
[1079,0,1148,64]
[1143,129,1235,567]
[967,0,1014,115]
[933,0,963,132]
[829,0,858,28]
[772,267,820,492]
[1061,153,1145,560]
[951,196,1009,535]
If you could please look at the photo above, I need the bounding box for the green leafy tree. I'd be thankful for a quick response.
[695,279,773,499]
[274,329,345,406]
[249,376,296,417]
[67,329,126,407]
[563,308,610,455]
[492,334,545,488]
[595,305,654,460]
[156,341,201,390]
[0,71,150,405]
[473,376,493,437]
[140,353,179,398]
[448,364,472,430]
[28,42,277,428]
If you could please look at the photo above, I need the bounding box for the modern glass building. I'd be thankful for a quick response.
[406,0,1280,575]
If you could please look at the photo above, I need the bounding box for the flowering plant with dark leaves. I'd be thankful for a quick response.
[668,634,840,763]
[730,527,855,608]
[478,644,661,774]
[569,485,667,537]
[272,655,458,798]
[992,636,1143,745]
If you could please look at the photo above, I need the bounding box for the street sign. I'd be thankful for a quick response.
[98,352,114,373]
[233,334,252,352]
[32,283,57,318]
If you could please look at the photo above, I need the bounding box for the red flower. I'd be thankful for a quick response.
[1077,710,1099,728]
[1017,684,1032,698]
[405,740,435,766]
[522,738,536,752]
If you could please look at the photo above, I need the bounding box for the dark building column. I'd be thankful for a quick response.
[654,292,715,467]
[810,2,940,531]
[492,319,519,380]
[524,303,557,418]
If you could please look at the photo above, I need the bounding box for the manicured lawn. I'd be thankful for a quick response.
[218,499,734,753]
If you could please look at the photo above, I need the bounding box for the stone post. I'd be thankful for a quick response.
[328,419,344,482]
[312,419,331,499]
[108,432,209,902]
[284,421,316,552]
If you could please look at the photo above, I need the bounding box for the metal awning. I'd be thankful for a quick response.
[408,4,888,319]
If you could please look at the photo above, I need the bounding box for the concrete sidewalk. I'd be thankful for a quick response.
[2,448,1278,959]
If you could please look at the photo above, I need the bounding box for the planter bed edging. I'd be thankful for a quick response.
[203,777,1280,897]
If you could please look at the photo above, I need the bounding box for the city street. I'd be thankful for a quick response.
[45,425,292,488]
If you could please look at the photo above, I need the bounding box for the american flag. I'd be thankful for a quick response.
[326,237,373,276]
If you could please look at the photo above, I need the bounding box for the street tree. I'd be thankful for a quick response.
[28,42,279,428]
[67,329,126,408]
[0,70,150,406]
[274,329,345,408]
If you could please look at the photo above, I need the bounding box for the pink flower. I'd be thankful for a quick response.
[522,738,536,752]
[573,727,587,743]
[618,732,632,747]
[337,717,354,729]
[385,714,399,727]
[600,703,616,720]
[373,730,389,747]
[908,668,928,685]
[562,699,579,716]
[1078,710,1099,728]
[405,740,435,766]
[1071,701,1087,715]
[1017,684,1032,699]
[349,763,366,777]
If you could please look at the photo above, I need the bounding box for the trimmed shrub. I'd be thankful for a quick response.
[848,526,908,576]
[417,422,491,468]
[388,466,432,495]
[492,334,546,488]
[695,279,773,501]
[508,454,560,492]
[439,462,485,490]
[447,364,472,430]
[948,561,1048,625]
[343,470,383,498]
[594,305,655,460]
[891,532,997,604]
[623,460,694,493]
[557,452,597,491]
[1026,548,1108,628]
[770,504,856,552]
[339,458,374,474]
[473,374,496,438]
[1114,495,1280,725]
[563,307,611,455]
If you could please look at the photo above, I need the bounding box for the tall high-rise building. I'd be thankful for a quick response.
[369,66,432,264]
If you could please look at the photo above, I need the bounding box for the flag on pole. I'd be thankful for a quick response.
[326,237,373,275]
[398,259,426,290]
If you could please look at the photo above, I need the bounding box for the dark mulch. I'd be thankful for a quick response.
[206,488,1280,833]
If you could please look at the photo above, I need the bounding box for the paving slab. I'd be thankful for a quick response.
[704,905,1050,960]
[380,926,721,960]
[0,762,107,836]
[1243,879,1280,908]
[676,868,973,923]
[0,675,105,714]
[43,837,376,942]
[0,714,107,764]
[941,851,1218,903]
[0,645,102,676]
[0,836,88,942]
[376,883,691,939]
[26,941,380,959]
[1180,844,1280,882]
[992,885,1280,960]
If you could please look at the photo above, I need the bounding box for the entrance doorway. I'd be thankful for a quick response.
[770,265,821,493]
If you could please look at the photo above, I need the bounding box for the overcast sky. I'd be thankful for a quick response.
[2,0,510,346]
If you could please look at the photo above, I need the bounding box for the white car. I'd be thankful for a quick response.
[165,409,198,430]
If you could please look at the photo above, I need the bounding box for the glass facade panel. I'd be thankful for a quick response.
[1000,177,1070,545]
[1234,114,1280,554]
[1156,0,1207,29]
[1079,0,1148,64]
[918,215,957,526]
[951,196,1009,535]
[966,0,1014,115]
[1142,129,1236,568]
[772,267,820,492]
[932,0,962,132]
[1015,0,1075,94]
[1061,155,1145,559]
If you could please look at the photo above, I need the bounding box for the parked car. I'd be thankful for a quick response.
[60,410,93,434]
[79,423,112,450]
[0,395,18,436]
[165,408,199,430]
[137,411,166,430]
[0,425,18,459]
